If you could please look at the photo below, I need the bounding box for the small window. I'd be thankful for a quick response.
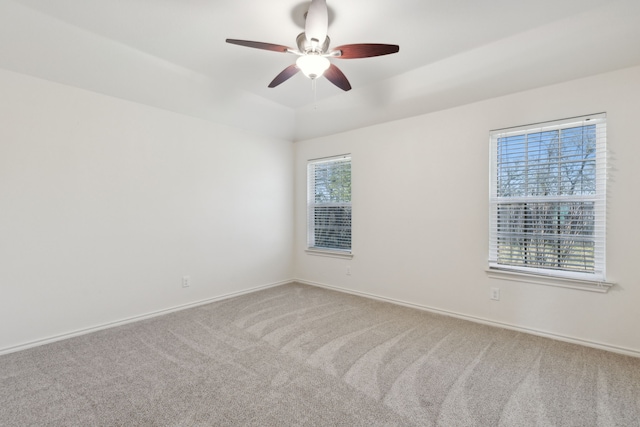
[489,114,606,282]
[307,155,352,253]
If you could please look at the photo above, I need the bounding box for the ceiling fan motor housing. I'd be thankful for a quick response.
[296,32,330,54]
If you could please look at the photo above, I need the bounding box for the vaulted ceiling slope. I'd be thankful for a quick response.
[1,0,639,141]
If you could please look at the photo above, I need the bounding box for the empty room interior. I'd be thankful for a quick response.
[1,0,640,425]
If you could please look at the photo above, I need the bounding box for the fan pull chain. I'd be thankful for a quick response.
[312,78,318,109]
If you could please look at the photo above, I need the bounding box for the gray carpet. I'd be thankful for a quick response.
[1,282,639,426]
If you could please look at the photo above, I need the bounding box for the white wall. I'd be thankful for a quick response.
[294,65,640,355]
[0,69,294,353]
[3,63,638,356]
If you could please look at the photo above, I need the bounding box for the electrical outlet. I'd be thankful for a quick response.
[182,275,190,288]
[346,265,351,275]
[490,287,500,301]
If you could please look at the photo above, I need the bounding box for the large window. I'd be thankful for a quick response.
[307,155,352,253]
[489,114,606,282]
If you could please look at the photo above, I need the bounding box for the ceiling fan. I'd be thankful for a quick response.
[226,0,399,91]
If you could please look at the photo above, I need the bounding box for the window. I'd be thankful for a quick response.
[489,114,606,283]
[307,155,352,254]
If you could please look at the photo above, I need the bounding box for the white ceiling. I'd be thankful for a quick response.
[1,0,639,140]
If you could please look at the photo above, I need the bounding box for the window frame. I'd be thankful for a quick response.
[306,155,352,258]
[488,114,609,289]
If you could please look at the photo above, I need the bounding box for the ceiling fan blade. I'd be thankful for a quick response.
[268,64,300,88]
[324,63,351,91]
[305,0,328,46]
[333,44,400,59]
[226,39,291,53]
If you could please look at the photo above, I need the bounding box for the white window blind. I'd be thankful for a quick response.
[489,114,606,282]
[307,155,352,252]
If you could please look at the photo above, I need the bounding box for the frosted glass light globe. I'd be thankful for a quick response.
[296,54,330,79]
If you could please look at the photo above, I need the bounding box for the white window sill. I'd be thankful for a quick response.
[486,268,614,293]
[306,248,353,259]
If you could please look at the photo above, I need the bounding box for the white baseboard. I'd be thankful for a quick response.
[295,279,640,359]
[7,278,638,359]
[0,279,293,356]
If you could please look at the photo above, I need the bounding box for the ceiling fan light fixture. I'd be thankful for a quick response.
[296,54,330,79]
